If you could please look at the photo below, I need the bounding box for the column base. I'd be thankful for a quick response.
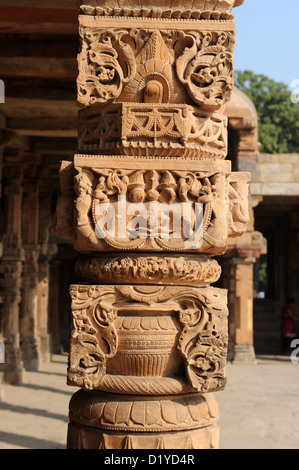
[1,344,25,384]
[39,334,51,363]
[21,337,41,371]
[3,369,25,385]
[233,345,257,364]
[67,390,220,450]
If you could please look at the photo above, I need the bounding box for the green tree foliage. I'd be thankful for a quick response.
[235,70,299,154]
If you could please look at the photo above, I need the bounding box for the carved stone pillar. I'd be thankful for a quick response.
[0,123,4,398]
[37,256,51,362]
[20,177,41,370]
[0,165,25,384]
[226,192,264,363]
[37,195,58,362]
[227,231,264,364]
[57,0,248,449]
[233,259,255,362]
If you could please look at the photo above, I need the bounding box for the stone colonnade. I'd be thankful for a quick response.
[223,91,264,362]
[0,144,58,385]
[56,0,250,449]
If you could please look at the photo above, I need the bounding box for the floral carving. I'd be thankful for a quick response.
[177,291,228,392]
[69,390,219,433]
[68,285,118,391]
[77,21,235,111]
[228,172,250,238]
[78,29,137,106]
[176,31,235,110]
[75,255,222,285]
[182,327,228,392]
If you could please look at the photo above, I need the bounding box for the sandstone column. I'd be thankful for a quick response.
[37,194,58,363]
[226,194,264,363]
[0,121,4,398]
[0,164,25,384]
[57,0,248,449]
[37,257,52,362]
[230,257,254,363]
[20,175,41,370]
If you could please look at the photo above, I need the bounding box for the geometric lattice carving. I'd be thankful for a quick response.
[79,104,228,159]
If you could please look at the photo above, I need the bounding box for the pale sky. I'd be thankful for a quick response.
[233,0,299,88]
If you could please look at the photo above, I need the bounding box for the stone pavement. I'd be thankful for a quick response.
[0,354,298,450]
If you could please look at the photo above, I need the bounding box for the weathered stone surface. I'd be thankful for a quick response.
[75,254,222,286]
[67,391,220,449]
[80,0,243,20]
[78,104,228,159]
[77,17,236,111]
[68,284,228,394]
[55,0,249,449]
[251,154,299,196]
[56,156,250,254]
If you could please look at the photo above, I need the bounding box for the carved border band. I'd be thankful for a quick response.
[75,255,222,286]
[68,390,219,434]
[78,104,228,159]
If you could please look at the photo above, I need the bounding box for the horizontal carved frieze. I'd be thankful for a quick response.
[78,18,235,111]
[78,104,228,159]
[80,0,242,19]
[69,390,219,433]
[56,156,250,254]
[68,284,228,394]
[75,254,222,286]
[68,421,220,449]
[58,156,232,254]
